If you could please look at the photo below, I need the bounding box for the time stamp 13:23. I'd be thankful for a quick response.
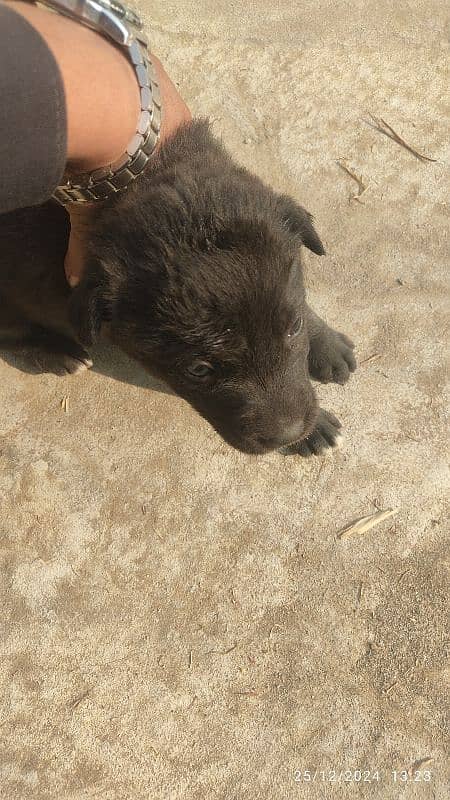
[293,768,433,784]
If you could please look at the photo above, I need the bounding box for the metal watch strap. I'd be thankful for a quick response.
[29,0,161,204]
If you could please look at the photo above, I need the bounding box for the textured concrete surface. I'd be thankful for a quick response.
[1,1,449,798]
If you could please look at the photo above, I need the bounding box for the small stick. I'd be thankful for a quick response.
[337,508,399,540]
[360,353,382,365]
[222,644,237,655]
[60,396,69,413]
[208,644,237,655]
[356,582,363,604]
[397,568,412,584]
[68,689,90,709]
[336,159,368,201]
[404,433,420,442]
[367,114,437,163]
[188,650,193,669]
[408,757,433,776]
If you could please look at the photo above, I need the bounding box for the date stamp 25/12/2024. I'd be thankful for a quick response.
[293,768,433,784]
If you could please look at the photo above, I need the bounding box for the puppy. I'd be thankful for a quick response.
[0,120,355,456]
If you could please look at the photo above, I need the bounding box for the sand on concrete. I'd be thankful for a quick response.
[0,1,449,798]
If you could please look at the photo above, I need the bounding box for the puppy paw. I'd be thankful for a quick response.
[23,343,93,376]
[308,329,356,385]
[42,352,93,377]
[280,408,342,457]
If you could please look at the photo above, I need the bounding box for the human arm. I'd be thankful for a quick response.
[5,1,191,284]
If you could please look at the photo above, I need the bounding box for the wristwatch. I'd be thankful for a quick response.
[28,0,162,204]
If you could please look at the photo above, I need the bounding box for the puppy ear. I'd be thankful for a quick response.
[278,195,325,255]
[68,277,106,347]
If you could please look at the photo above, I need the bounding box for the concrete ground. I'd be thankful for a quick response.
[0,1,449,798]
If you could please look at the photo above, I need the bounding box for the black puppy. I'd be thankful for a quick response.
[0,120,355,456]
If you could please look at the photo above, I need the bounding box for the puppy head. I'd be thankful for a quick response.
[70,166,324,454]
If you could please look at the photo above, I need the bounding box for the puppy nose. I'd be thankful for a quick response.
[258,419,305,449]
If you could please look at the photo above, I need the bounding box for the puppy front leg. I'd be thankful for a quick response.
[305,305,356,385]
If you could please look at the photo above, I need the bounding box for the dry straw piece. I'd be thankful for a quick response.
[336,158,369,202]
[337,508,399,540]
[367,114,437,163]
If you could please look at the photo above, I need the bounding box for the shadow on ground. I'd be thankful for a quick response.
[0,339,173,394]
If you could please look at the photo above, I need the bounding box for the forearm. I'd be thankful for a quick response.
[7,1,191,172]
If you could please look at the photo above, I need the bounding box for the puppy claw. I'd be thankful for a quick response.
[280,408,342,458]
[70,357,93,374]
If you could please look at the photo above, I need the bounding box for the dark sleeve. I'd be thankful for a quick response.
[0,5,67,213]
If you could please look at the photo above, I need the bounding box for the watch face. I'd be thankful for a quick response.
[98,0,143,29]
[40,0,136,47]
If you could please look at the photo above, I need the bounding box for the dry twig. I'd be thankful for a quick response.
[208,644,237,656]
[336,159,369,201]
[356,582,363,604]
[408,757,433,775]
[367,114,437,163]
[68,689,90,709]
[337,508,399,540]
[360,353,382,365]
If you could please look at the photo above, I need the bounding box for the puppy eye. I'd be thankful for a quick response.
[287,316,303,338]
[187,359,215,379]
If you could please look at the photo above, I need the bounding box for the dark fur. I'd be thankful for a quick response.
[0,120,356,455]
